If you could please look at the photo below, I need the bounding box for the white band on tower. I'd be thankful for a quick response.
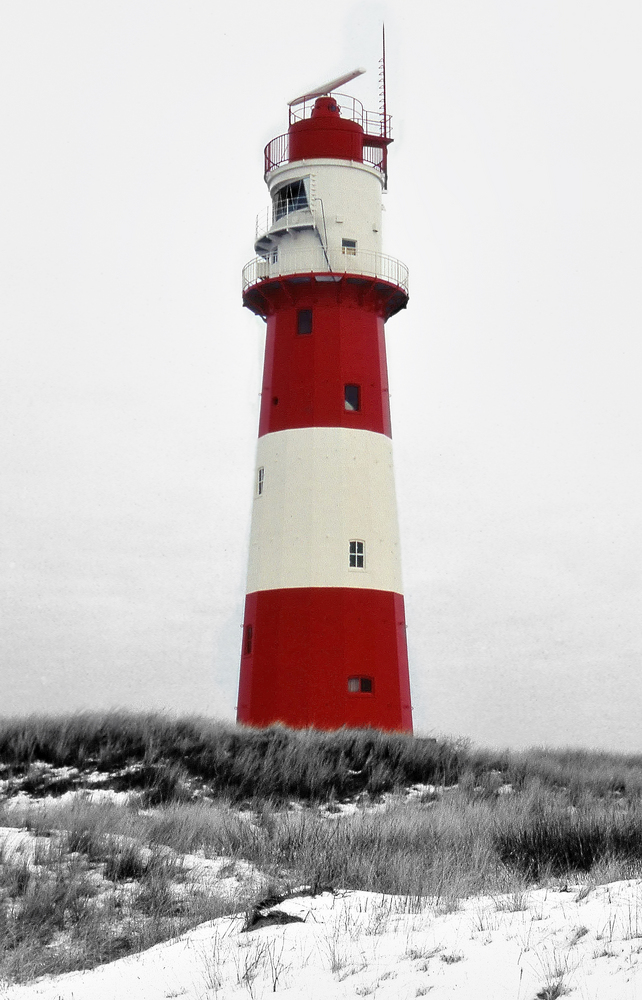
[247,427,403,595]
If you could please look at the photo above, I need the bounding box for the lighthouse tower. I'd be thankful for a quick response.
[237,67,412,732]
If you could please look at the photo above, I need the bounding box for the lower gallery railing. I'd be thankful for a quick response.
[242,248,409,295]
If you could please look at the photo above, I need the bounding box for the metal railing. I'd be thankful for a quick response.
[264,133,289,175]
[363,145,385,172]
[255,206,271,241]
[242,248,409,296]
[289,92,391,139]
[255,203,313,243]
[264,132,387,178]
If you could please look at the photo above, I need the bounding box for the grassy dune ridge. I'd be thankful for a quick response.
[2,710,642,800]
[1,712,642,983]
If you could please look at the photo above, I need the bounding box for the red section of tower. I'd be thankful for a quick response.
[238,589,412,731]
[237,82,412,733]
[258,286,392,438]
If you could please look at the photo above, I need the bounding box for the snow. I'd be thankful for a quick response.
[0,761,140,810]
[0,825,265,902]
[1,788,134,811]
[3,881,642,999]
[0,765,456,818]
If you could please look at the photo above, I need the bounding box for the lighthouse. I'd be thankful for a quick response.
[237,66,412,732]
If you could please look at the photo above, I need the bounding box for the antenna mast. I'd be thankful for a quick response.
[380,24,388,140]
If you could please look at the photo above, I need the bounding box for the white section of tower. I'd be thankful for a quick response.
[246,427,403,595]
[258,160,384,265]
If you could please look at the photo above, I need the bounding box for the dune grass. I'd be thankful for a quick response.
[2,710,642,802]
[1,712,642,984]
[0,802,254,982]
[3,788,642,982]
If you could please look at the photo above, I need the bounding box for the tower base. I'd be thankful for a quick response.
[237,587,412,732]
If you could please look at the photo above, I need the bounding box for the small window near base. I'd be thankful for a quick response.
[297,309,312,335]
[345,384,360,411]
[244,625,253,655]
[342,239,357,255]
[348,676,373,693]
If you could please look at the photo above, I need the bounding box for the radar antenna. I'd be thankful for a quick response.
[288,67,366,108]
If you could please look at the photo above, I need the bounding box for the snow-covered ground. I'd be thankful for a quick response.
[1,776,640,999]
[3,879,642,999]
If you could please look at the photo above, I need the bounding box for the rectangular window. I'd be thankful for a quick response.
[349,540,365,569]
[342,239,357,255]
[257,467,264,496]
[244,625,253,655]
[297,309,312,335]
[344,384,360,411]
[348,676,373,693]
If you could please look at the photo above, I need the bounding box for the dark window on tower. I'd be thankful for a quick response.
[342,238,357,255]
[349,540,365,569]
[348,676,373,693]
[297,309,313,335]
[345,384,360,411]
[257,467,264,496]
[244,625,253,655]
[273,179,308,220]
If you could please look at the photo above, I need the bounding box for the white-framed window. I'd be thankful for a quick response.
[257,467,264,496]
[349,540,365,569]
[342,238,357,255]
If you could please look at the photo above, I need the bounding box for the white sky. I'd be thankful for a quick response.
[1,1,640,751]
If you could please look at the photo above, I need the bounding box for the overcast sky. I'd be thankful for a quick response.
[1,1,641,751]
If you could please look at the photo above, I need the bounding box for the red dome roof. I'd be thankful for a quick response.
[288,96,364,163]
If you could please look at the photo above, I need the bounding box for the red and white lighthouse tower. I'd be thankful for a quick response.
[237,66,412,732]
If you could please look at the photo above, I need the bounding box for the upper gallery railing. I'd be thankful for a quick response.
[288,92,391,137]
[264,132,386,177]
